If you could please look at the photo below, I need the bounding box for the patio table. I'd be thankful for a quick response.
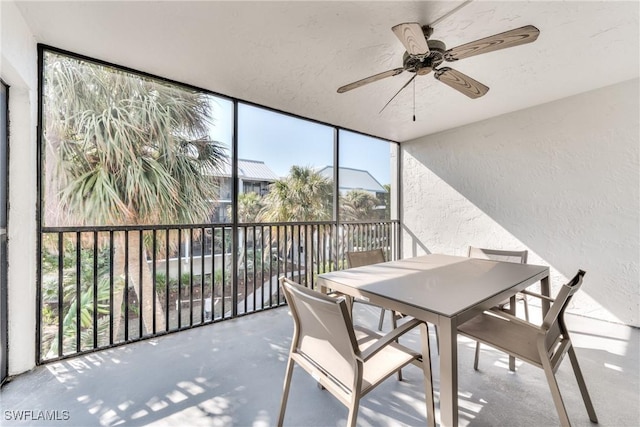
[317,253,550,427]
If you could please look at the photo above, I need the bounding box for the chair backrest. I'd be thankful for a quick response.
[468,246,528,264]
[346,248,386,268]
[536,270,585,357]
[542,270,585,335]
[279,277,359,390]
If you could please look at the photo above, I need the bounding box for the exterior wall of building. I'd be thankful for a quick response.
[1,0,39,375]
[401,79,640,326]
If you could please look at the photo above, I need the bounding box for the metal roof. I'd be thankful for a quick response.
[317,166,387,193]
[208,158,279,181]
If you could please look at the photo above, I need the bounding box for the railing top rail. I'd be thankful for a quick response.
[41,219,400,233]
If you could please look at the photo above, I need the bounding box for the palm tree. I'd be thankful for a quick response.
[259,166,332,277]
[260,165,332,222]
[340,189,379,221]
[232,192,264,223]
[43,52,225,337]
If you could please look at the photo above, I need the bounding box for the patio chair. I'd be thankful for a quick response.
[458,270,598,426]
[277,277,435,427]
[467,246,529,369]
[346,249,389,330]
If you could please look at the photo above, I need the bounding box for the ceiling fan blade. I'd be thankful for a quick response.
[445,25,540,61]
[392,22,430,59]
[434,67,488,99]
[337,67,405,93]
[379,74,417,114]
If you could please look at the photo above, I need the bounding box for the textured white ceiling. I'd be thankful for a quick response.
[14,0,640,142]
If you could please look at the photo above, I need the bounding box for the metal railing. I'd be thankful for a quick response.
[37,220,399,363]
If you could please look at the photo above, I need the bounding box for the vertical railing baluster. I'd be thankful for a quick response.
[367,222,371,250]
[221,227,226,319]
[252,225,257,312]
[177,228,182,329]
[385,221,389,259]
[374,222,378,250]
[189,227,194,326]
[165,228,170,331]
[200,226,205,323]
[319,224,325,273]
[343,224,349,268]
[124,230,129,342]
[152,229,157,334]
[209,226,215,321]
[371,222,375,251]
[307,224,312,287]
[75,232,81,353]
[296,225,301,285]
[320,225,324,274]
[93,231,98,349]
[285,225,292,281]
[276,225,281,299]
[261,225,266,308]
[329,224,334,272]
[243,225,248,314]
[307,225,312,290]
[268,226,274,306]
[57,233,64,357]
[138,230,143,338]
[109,231,114,345]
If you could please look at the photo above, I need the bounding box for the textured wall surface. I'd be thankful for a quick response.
[1,0,39,374]
[402,79,639,326]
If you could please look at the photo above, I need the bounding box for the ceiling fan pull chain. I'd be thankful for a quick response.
[413,77,416,122]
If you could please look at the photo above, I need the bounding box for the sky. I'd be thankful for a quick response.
[208,97,394,186]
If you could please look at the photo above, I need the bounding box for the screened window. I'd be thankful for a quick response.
[41,50,233,227]
[237,103,335,223]
[36,47,400,362]
[338,130,398,221]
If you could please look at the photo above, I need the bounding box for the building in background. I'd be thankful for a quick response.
[210,158,279,222]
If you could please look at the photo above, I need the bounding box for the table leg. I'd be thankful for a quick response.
[420,323,436,427]
[508,295,516,371]
[439,318,458,427]
[541,275,551,315]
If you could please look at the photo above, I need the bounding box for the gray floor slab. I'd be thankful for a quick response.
[1,304,638,427]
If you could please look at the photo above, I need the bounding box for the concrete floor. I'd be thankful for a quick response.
[1,304,638,427]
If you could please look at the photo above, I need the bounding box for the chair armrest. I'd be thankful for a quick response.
[519,289,555,302]
[358,318,422,362]
[486,307,542,330]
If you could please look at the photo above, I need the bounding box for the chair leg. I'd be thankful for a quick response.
[568,346,598,423]
[277,357,296,427]
[434,324,439,355]
[346,396,360,427]
[474,342,481,370]
[377,308,385,331]
[523,297,530,322]
[540,357,572,427]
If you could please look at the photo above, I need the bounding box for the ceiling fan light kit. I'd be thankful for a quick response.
[338,21,540,112]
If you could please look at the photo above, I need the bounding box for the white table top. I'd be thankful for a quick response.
[318,254,549,318]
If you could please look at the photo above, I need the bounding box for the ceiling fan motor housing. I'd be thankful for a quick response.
[403,39,446,75]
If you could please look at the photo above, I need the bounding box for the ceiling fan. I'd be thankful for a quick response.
[337,22,540,110]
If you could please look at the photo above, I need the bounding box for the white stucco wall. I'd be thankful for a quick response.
[1,0,39,374]
[401,79,640,326]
